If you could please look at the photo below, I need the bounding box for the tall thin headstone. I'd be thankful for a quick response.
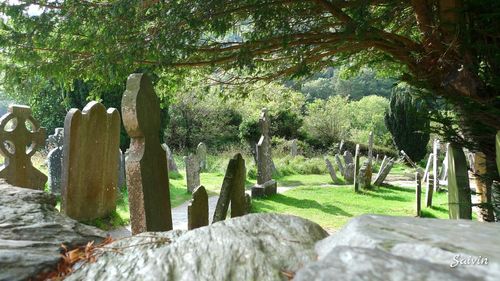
[439,143,449,181]
[252,108,277,197]
[213,153,246,222]
[290,139,298,157]
[184,153,200,193]
[325,157,339,184]
[122,73,172,234]
[188,185,209,230]
[196,142,207,171]
[342,151,353,166]
[416,172,422,217]
[353,144,360,192]
[447,144,472,219]
[47,128,64,195]
[335,154,345,176]
[118,149,126,190]
[433,139,440,191]
[61,101,120,221]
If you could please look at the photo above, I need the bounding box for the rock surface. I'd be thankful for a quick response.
[0,181,106,281]
[66,214,328,281]
[295,214,500,281]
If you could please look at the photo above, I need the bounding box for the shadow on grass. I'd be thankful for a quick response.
[358,186,411,202]
[379,184,415,193]
[254,194,352,217]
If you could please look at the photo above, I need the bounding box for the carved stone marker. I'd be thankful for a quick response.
[335,154,345,176]
[213,153,246,222]
[290,139,298,157]
[344,163,354,183]
[61,101,120,221]
[325,157,339,184]
[161,143,179,173]
[184,153,200,193]
[447,144,472,219]
[196,142,207,171]
[122,73,172,234]
[188,185,209,230]
[47,128,64,195]
[416,172,422,217]
[359,160,372,189]
[0,105,47,190]
[353,144,360,192]
[252,108,277,197]
[342,151,353,166]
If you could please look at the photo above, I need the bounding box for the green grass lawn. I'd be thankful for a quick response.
[251,182,451,231]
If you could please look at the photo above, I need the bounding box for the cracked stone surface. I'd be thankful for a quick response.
[0,181,107,281]
[66,213,328,281]
[295,214,500,281]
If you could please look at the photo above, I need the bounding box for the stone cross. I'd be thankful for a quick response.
[188,185,209,230]
[342,151,353,166]
[353,144,360,192]
[0,105,47,189]
[213,153,246,222]
[416,172,422,217]
[335,154,345,176]
[184,153,200,193]
[122,73,172,234]
[447,144,472,219]
[161,143,179,173]
[61,101,120,221]
[325,157,339,184]
[290,139,298,157]
[196,142,207,171]
[432,139,440,191]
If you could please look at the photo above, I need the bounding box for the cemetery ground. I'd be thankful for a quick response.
[2,151,452,232]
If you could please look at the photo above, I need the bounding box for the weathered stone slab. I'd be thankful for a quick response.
[290,139,298,157]
[376,155,388,179]
[122,73,172,234]
[415,172,421,217]
[342,151,353,165]
[46,127,64,149]
[65,214,328,281]
[359,159,372,189]
[47,146,63,195]
[118,149,126,190]
[433,139,440,191]
[251,180,277,198]
[335,154,345,176]
[295,214,500,281]
[256,108,273,185]
[439,143,449,181]
[161,143,179,173]
[0,105,47,189]
[325,157,339,184]
[373,158,394,186]
[196,142,207,171]
[353,144,360,191]
[245,193,252,215]
[425,178,434,207]
[184,153,200,193]
[447,144,472,219]
[0,181,106,281]
[61,101,120,221]
[188,185,208,230]
[343,163,354,183]
[213,153,246,222]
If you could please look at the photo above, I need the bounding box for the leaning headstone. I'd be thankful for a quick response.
[335,154,345,176]
[117,149,126,190]
[184,153,200,193]
[447,144,472,219]
[47,146,63,195]
[196,142,207,171]
[161,143,179,173]
[373,158,394,186]
[353,144,360,191]
[122,73,172,234]
[213,153,246,222]
[290,139,298,157]
[401,150,424,176]
[432,139,440,191]
[188,185,209,230]
[61,101,120,221]
[416,172,422,217]
[342,151,353,166]
[325,157,339,184]
[422,153,433,182]
[376,156,388,180]
[0,105,47,190]
[252,108,277,197]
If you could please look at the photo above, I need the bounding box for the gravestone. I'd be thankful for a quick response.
[338,139,345,154]
[422,153,433,182]
[184,153,200,193]
[342,151,353,166]
[447,144,472,219]
[161,143,179,173]
[439,143,449,181]
[416,172,422,217]
[335,154,345,176]
[196,142,207,171]
[122,73,172,234]
[376,156,388,180]
[252,108,277,197]
[353,144,360,192]
[432,139,440,191]
[344,163,354,183]
[61,101,120,221]
[401,150,424,176]
[188,185,209,230]
[0,105,47,189]
[425,178,434,207]
[290,139,298,157]
[118,149,126,190]
[47,128,64,195]
[359,160,372,189]
[245,193,252,214]
[373,158,394,186]
[324,157,339,184]
[213,153,246,222]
